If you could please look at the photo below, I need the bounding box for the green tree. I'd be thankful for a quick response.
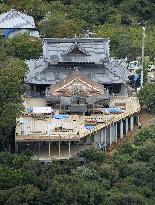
[79,147,105,163]
[138,83,155,112]
[3,184,43,205]
[38,12,82,38]
[68,0,100,28]
[1,34,42,60]
[0,58,28,148]
[107,192,146,205]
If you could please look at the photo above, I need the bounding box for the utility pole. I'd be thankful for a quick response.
[141,25,146,88]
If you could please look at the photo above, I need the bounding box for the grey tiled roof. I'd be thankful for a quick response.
[25,59,128,85]
[0,9,36,29]
[42,38,110,64]
[105,58,129,82]
[25,38,128,86]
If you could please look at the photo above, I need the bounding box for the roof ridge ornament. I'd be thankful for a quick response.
[62,41,90,56]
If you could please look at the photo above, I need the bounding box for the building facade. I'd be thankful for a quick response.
[0,8,39,38]
[26,38,129,100]
[15,38,141,160]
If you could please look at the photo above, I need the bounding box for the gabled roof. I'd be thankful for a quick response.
[62,41,90,56]
[0,9,36,29]
[43,38,110,64]
[50,70,104,94]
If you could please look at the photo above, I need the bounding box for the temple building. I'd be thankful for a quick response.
[25,38,128,110]
[0,8,39,38]
[15,38,141,160]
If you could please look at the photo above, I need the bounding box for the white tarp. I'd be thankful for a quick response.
[32,107,53,114]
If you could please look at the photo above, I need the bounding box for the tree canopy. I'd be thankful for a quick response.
[0,0,155,59]
[0,57,28,149]
[0,125,155,204]
[138,83,155,112]
[1,34,42,60]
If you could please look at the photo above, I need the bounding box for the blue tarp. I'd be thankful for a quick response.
[53,114,68,119]
[85,125,96,130]
[27,107,33,112]
[3,29,18,38]
[105,107,124,113]
[133,74,139,81]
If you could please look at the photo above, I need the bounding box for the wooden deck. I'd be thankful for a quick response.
[16,97,140,142]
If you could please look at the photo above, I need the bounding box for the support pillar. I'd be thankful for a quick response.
[48,142,51,158]
[58,141,61,159]
[15,142,18,154]
[106,127,110,145]
[94,131,101,144]
[130,116,134,131]
[68,141,71,159]
[100,129,104,144]
[115,123,118,143]
[137,115,140,126]
[110,124,117,143]
[101,128,107,151]
[33,84,36,94]
[110,126,112,146]
[104,129,107,151]
[39,142,41,158]
[125,118,128,135]
[120,121,123,139]
[86,135,93,145]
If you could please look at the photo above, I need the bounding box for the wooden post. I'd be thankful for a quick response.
[60,100,61,114]
[16,142,18,154]
[39,142,41,158]
[48,142,51,158]
[115,123,117,143]
[104,128,107,151]
[110,126,112,146]
[68,141,71,159]
[58,140,61,159]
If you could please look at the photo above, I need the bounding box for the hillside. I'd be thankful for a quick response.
[0,125,155,205]
[0,0,155,59]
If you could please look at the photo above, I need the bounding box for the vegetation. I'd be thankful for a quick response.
[0,34,42,60]
[0,1,155,204]
[138,83,155,112]
[0,126,155,204]
[0,0,155,60]
[0,57,28,149]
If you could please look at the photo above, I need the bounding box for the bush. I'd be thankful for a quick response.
[138,84,155,112]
